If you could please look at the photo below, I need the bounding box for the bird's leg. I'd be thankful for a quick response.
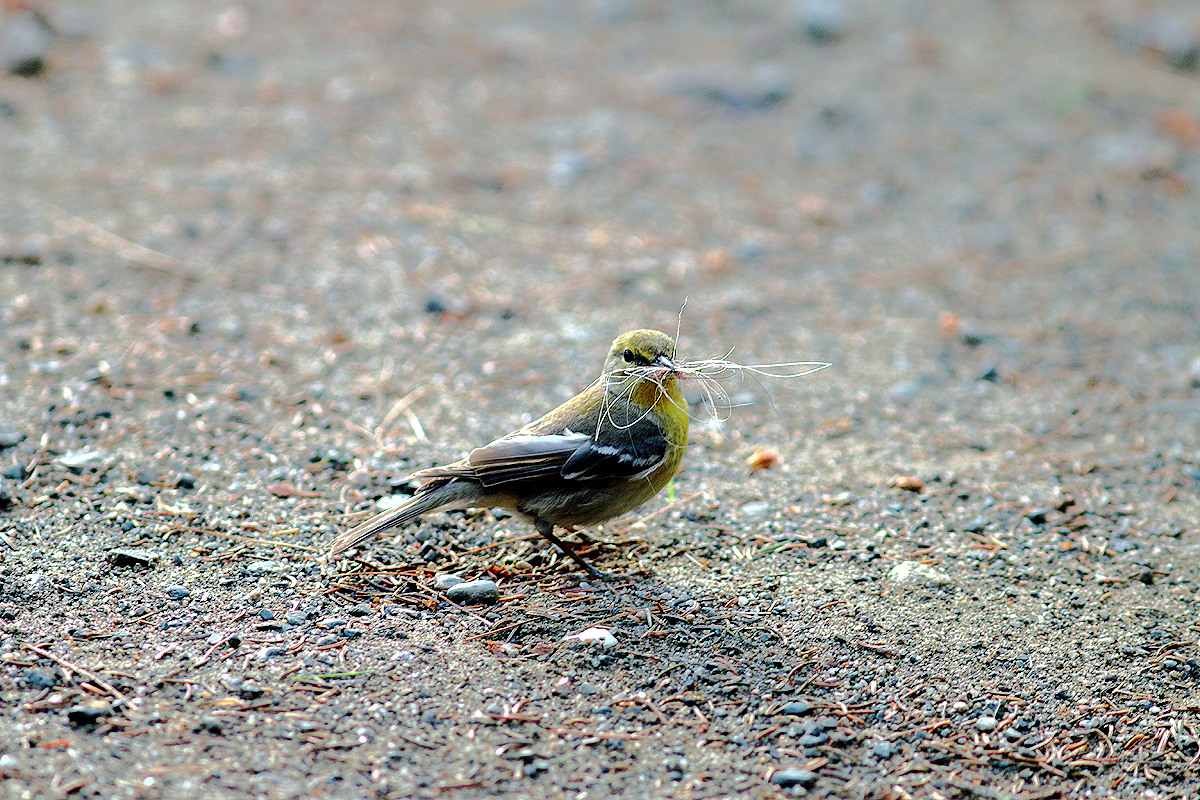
[533,519,612,580]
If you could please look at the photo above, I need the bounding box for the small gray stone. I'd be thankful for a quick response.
[781,700,812,716]
[771,768,818,788]
[887,561,952,586]
[284,610,309,625]
[258,646,287,661]
[246,560,286,574]
[963,517,989,533]
[2,11,51,78]
[872,740,894,759]
[433,573,464,590]
[194,717,223,735]
[57,449,106,470]
[257,609,275,621]
[66,701,111,728]
[795,0,850,44]
[24,668,58,688]
[349,603,371,617]
[446,579,500,606]
[165,585,190,599]
[798,730,828,747]
[740,500,770,518]
[0,430,23,448]
[976,715,998,732]
[107,548,157,568]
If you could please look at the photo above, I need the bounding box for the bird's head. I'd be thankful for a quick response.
[603,329,680,380]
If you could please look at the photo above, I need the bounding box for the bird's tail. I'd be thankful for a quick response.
[325,480,481,556]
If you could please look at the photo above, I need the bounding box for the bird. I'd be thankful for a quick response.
[326,329,689,578]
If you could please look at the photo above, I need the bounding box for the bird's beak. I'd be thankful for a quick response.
[653,354,681,378]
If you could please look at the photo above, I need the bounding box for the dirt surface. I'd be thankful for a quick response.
[3,1,1200,798]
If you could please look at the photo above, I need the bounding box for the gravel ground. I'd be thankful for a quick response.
[2,1,1199,798]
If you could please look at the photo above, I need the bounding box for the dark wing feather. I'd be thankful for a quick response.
[560,414,667,480]
[452,410,670,488]
[465,431,593,487]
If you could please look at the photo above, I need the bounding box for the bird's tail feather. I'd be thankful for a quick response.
[326,481,480,556]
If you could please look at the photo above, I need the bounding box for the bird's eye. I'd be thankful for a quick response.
[623,349,635,363]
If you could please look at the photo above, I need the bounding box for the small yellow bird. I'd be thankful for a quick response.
[327,329,689,577]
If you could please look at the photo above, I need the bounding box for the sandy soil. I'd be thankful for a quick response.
[2,1,1199,798]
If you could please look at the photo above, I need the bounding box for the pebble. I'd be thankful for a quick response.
[165,585,190,599]
[433,573,465,590]
[1119,12,1200,72]
[963,517,989,533]
[284,610,309,626]
[976,715,998,732]
[107,548,157,567]
[57,449,107,470]
[257,646,287,662]
[246,560,286,574]
[740,500,770,518]
[257,609,275,621]
[2,10,51,78]
[349,603,372,617]
[0,430,23,448]
[799,731,827,747]
[890,475,924,493]
[795,0,849,44]
[771,768,818,788]
[0,478,12,510]
[319,617,347,628]
[66,701,110,727]
[872,740,894,759]
[24,668,58,688]
[781,700,812,716]
[564,627,618,649]
[886,561,952,586]
[194,717,223,735]
[446,579,499,606]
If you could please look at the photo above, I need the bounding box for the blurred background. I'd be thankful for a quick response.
[3,4,1200,797]
[3,0,1199,483]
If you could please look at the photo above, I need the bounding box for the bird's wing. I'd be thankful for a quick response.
[461,431,594,487]
[456,410,670,488]
[559,415,668,481]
